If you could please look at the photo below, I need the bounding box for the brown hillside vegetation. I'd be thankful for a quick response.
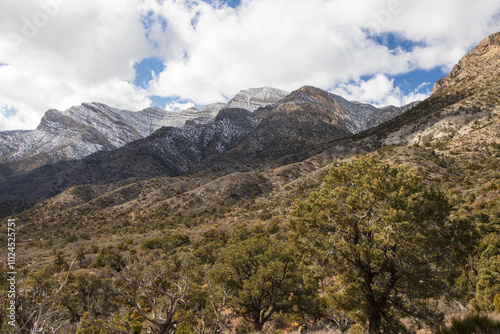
[1,32,500,333]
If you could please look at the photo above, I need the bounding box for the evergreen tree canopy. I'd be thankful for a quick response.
[473,243,500,312]
[290,155,471,332]
[210,231,300,332]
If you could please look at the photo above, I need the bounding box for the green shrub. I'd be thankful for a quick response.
[437,314,500,334]
[141,237,162,250]
[161,233,190,253]
[93,246,125,271]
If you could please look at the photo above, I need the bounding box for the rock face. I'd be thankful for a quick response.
[0,88,288,175]
[432,32,500,96]
[226,87,289,111]
[262,86,413,134]
[0,85,411,216]
[1,104,166,164]
[220,85,415,164]
[382,31,500,147]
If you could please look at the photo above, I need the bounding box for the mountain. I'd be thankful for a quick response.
[378,32,500,148]
[0,104,169,175]
[213,86,416,167]
[0,86,411,217]
[432,32,500,96]
[0,87,289,177]
[226,87,289,110]
[5,32,499,333]
[5,30,499,218]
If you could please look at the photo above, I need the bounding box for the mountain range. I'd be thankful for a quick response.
[0,32,499,223]
[1,31,499,334]
[0,87,288,176]
[0,84,414,216]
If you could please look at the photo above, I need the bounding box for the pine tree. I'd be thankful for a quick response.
[473,244,500,312]
[210,232,301,332]
[290,155,471,332]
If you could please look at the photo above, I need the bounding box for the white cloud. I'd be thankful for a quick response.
[146,0,500,104]
[0,0,152,130]
[164,100,196,111]
[332,74,430,107]
[0,0,499,130]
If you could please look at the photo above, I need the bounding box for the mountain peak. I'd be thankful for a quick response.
[279,86,354,111]
[431,31,500,95]
[226,87,289,111]
[296,85,327,94]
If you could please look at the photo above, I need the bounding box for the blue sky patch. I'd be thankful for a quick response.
[141,10,167,47]
[191,11,201,29]
[1,107,18,118]
[368,32,425,52]
[392,68,446,94]
[202,0,241,8]
[141,10,155,38]
[133,57,165,89]
[150,95,197,110]
[150,95,170,109]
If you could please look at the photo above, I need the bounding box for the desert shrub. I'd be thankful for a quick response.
[92,246,125,272]
[161,233,190,253]
[437,314,500,334]
[141,237,162,250]
[472,245,500,312]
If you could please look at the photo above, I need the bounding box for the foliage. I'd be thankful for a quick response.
[290,155,473,332]
[58,273,120,322]
[191,227,229,265]
[436,313,500,334]
[141,233,191,254]
[9,261,75,333]
[210,231,304,332]
[120,262,191,334]
[472,244,500,312]
[93,246,126,272]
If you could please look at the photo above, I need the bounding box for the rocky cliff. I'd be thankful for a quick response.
[0,85,412,216]
[0,87,289,176]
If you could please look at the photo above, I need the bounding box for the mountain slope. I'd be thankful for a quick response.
[0,88,289,177]
[4,33,499,334]
[432,31,500,96]
[226,87,289,110]
[0,108,260,215]
[376,32,500,148]
[0,86,410,217]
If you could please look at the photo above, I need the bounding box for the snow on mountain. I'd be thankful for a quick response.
[226,87,289,111]
[0,88,289,173]
[267,86,415,135]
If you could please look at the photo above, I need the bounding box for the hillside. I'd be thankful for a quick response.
[0,87,289,178]
[7,31,500,282]
[1,32,499,334]
[0,87,413,217]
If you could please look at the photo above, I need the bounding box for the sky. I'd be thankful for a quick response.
[0,0,499,131]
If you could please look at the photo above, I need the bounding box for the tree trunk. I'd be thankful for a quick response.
[362,266,384,333]
[253,321,264,332]
[368,308,382,333]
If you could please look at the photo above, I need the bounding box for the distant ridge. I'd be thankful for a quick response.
[0,87,289,176]
[0,85,413,216]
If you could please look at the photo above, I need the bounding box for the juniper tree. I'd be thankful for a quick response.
[473,244,500,312]
[290,155,472,332]
[210,232,305,332]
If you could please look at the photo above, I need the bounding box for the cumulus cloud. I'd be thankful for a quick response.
[0,0,152,130]
[0,0,499,130]
[164,100,196,111]
[332,74,430,107]
[145,0,500,104]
